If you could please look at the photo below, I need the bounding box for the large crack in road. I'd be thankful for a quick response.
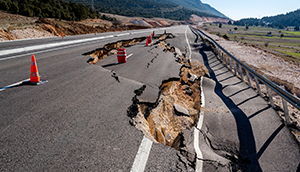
[83,32,211,170]
[123,34,209,169]
[84,37,147,64]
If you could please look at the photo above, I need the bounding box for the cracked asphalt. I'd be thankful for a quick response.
[1,24,299,172]
[192,41,300,171]
[0,26,195,171]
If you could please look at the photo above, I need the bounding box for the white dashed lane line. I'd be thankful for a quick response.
[0,79,30,92]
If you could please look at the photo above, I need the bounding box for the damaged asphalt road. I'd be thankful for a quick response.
[1,25,299,172]
[0,26,199,172]
[192,39,300,171]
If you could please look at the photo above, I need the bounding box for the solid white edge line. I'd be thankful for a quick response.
[195,76,205,172]
[185,27,192,59]
[130,136,153,172]
[0,78,30,92]
[0,26,180,59]
[186,24,204,172]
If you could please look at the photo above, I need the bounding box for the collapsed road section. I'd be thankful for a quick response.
[127,60,207,146]
[84,32,209,170]
[125,35,208,169]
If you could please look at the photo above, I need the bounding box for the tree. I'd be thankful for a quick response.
[245,26,249,30]
[33,6,42,16]
[219,23,222,28]
[234,27,238,31]
[78,3,88,20]
[228,21,232,25]
[278,24,285,29]
[295,25,300,31]
[0,1,10,11]
[280,34,284,38]
[10,2,19,14]
[223,34,229,40]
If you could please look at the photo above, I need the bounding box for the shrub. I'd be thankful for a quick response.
[223,34,229,40]
[264,42,269,47]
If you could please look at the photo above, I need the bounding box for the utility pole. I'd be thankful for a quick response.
[92,0,94,10]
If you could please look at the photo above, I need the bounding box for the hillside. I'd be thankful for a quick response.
[147,0,227,18]
[236,9,300,28]
[65,0,225,20]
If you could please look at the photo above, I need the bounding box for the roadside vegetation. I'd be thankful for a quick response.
[0,0,116,21]
[233,9,300,29]
[201,23,300,62]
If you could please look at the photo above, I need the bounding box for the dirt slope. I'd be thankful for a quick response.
[0,11,150,41]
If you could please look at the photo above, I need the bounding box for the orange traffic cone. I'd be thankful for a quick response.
[146,39,149,46]
[29,55,48,85]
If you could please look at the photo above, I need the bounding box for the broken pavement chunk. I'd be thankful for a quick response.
[174,103,190,117]
[188,73,198,83]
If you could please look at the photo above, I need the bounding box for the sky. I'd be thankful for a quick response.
[202,0,300,20]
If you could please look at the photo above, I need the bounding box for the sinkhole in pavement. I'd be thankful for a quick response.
[85,32,209,167]
[127,58,208,150]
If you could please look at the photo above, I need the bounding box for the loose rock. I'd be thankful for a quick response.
[174,103,190,117]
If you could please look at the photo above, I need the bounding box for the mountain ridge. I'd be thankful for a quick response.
[147,0,227,18]
[236,9,300,28]
[65,0,227,20]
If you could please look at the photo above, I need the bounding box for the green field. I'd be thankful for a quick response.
[283,31,300,36]
[201,24,300,62]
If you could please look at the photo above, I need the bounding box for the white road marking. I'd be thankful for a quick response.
[186,26,204,172]
[0,78,30,92]
[185,27,192,59]
[0,27,173,60]
[127,53,133,59]
[0,35,113,57]
[195,76,205,172]
[130,136,153,172]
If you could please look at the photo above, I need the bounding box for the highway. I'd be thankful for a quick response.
[0,25,299,171]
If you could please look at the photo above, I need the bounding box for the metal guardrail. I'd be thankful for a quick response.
[192,27,300,125]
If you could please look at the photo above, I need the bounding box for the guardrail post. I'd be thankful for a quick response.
[266,86,275,108]
[246,70,251,88]
[282,99,292,125]
[225,54,228,68]
[239,65,244,82]
[234,61,237,76]
[221,52,224,63]
[195,28,300,115]
[229,57,232,72]
[254,77,262,96]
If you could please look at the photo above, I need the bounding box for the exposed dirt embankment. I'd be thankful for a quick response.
[0,29,16,41]
[0,11,151,41]
[35,18,150,36]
